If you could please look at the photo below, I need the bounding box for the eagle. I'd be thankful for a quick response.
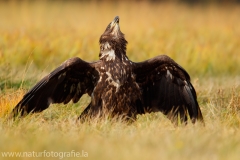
[10,16,204,125]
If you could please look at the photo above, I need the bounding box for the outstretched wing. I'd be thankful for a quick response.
[133,55,203,124]
[10,57,100,118]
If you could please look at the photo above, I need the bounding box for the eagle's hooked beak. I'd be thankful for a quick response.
[108,16,120,36]
[101,16,123,39]
[111,16,119,27]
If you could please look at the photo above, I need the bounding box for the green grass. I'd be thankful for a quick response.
[0,1,240,160]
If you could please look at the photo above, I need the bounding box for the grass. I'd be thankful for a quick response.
[0,1,240,160]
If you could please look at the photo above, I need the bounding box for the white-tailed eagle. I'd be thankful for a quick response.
[10,16,204,124]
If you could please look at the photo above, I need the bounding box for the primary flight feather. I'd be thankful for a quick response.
[10,16,204,124]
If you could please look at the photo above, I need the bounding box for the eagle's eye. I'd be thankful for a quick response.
[106,24,111,31]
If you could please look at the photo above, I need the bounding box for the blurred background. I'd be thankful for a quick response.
[0,0,240,89]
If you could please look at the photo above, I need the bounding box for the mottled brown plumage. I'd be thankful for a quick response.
[10,16,204,124]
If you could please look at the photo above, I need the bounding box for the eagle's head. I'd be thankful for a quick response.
[99,16,128,61]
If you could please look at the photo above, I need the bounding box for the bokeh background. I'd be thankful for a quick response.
[0,0,240,78]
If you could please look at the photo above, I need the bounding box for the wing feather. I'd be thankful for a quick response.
[133,55,204,124]
[10,57,100,118]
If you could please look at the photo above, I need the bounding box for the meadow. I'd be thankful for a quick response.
[0,1,240,160]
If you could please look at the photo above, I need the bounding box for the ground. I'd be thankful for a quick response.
[0,1,240,160]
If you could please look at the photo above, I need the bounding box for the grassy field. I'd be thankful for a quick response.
[0,1,240,160]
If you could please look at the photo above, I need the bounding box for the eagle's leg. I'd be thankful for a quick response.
[77,104,91,122]
[77,103,103,122]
